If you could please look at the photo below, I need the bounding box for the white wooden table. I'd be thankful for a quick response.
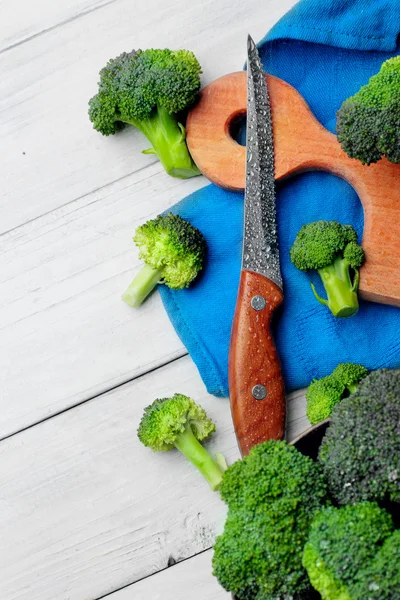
[0,1,309,598]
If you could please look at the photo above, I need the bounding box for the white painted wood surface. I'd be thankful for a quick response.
[1,0,297,233]
[0,0,117,53]
[0,163,203,438]
[0,356,308,600]
[109,550,231,600]
[1,0,298,439]
[0,0,309,598]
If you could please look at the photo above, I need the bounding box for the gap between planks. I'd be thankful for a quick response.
[0,0,298,232]
[0,162,206,440]
[0,0,299,439]
[99,548,230,600]
[0,0,120,56]
[0,350,188,443]
[0,352,308,600]
[0,161,159,240]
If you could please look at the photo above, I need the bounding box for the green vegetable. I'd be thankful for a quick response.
[122,213,206,307]
[303,502,397,600]
[290,221,365,318]
[319,368,400,505]
[88,48,202,178]
[337,56,400,165]
[212,440,328,600]
[306,362,368,424]
[137,393,224,490]
[355,529,400,599]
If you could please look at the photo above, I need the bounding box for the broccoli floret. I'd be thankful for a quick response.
[306,363,368,424]
[319,368,400,505]
[137,393,225,490]
[88,48,201,178]
[212,441,328,599]
[122,213,206,307]
[337,56,400,165]
[290,221,365,318]
[355,529,400,599]
[303,502,395,600]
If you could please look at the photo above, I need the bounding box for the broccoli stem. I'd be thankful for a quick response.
[314,256,359,318]
[121,263,161,307]
[346,383,358,394]
[174,423,224,491]
[125,106,200,179]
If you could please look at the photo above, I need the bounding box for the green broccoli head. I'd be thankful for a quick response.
[343,242,365,269]
[89,49,202,178]
[134,213,206,288]
[290,221,360,271]
[290,221,365,318]
[319,368,400,505]
[137,393,224,490]
[212,441,328,599]
[122,213,206,307]
[355,529,400,599]
[337,55,400,165]
[303,502,395,600]
[306,363,368,425]
[137,393,215,451]
[306,377,345,426]
[89,48,202,131]
[332,362,368,391]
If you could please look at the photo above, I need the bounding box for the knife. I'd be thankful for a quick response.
[228,35,285,456]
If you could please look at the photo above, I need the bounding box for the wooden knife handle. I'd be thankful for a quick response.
[228,270,285,455]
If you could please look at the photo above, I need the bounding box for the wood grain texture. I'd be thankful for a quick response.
[186,72,400,306]
[0,0,298,435]
[0,0,298,234]
[108,550,230,600]
[0,163,205,439]
[0,0,116,53]
[229,271,285,455]
[0,355,308,600]
[0,1,304,597]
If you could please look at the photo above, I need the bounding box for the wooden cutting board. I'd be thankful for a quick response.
[186,72,400,307]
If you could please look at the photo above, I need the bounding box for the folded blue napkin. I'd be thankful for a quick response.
[159,0,400,396]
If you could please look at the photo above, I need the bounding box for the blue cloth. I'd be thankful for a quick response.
[159,0,400,396]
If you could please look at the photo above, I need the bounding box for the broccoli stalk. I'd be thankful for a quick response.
[173,422,225,491]
[125,105,198,178]
[290,221,365,318]
[313,253,358,318]
[122,213,206,307]
[88,49,202,179]
[306,362,368,425]
[137,393,225,491]
[122,263,162,307]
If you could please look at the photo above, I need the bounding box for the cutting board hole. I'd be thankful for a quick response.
[228,112,246,146]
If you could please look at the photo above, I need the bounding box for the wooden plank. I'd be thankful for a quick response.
[0,1,300,439]
[0,0,298,234]
[108,550,230,600]
[0,0,115,53]
[0,163,204,438]
[0,355,308,600]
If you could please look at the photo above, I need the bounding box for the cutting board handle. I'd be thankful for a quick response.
[186,72,400,307]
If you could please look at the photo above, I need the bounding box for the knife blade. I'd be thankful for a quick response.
[228,35,285,455]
